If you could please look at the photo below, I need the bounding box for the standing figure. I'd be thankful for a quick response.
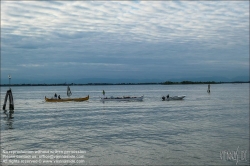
[207,84,210,93]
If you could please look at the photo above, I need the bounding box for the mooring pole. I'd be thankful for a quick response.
[3,75,14,111]
[8,75,11,89]
[207,84,210,93]
[3,92,8,110]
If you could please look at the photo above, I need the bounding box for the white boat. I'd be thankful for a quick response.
[101,95,144,101]
[162,95,185,101]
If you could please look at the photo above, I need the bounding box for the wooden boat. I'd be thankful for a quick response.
[45,86,89,102]
[45,95,89,102]
[101,95,144,101]
[162,95,185,101]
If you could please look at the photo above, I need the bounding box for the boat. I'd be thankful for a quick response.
[45,86,89,102]
[162,95,185,101]
[101,95,144,101]
[45,95,89,102]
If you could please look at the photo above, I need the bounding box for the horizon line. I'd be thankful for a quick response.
[0,81,249,86]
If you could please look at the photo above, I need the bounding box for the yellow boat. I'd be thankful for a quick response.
[45,95,89,102]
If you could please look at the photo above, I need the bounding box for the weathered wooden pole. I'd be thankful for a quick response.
[2,89,14,110]
[2,75,14,111]
[2,91,8,110]
[9,89,14,110]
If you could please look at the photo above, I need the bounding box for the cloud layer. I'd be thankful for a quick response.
[1,1,249,83]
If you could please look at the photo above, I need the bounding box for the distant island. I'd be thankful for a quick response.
[0,81,249,86]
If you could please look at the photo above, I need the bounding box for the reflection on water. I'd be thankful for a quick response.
[3,110,14,130]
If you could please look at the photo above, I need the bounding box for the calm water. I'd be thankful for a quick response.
[1,84,249,165]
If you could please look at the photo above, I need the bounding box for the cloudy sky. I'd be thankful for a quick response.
[1,1,249,83]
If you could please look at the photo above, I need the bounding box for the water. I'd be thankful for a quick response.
[1,84,249,165]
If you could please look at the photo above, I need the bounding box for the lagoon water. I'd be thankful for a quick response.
[1,84,249,165]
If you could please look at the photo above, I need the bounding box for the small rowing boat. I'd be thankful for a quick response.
[162,95,185,101]
[101,95,144,101]
[45,85,89,102]
[45,95,89,102]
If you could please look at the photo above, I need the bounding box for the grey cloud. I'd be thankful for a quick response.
[1,1,249,82]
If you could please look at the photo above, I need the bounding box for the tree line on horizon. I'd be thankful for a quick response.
[0,80,249,86]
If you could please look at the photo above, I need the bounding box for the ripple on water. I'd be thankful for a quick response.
[1,84,249,165]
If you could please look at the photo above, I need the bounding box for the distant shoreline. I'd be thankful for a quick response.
[0,81,249,86]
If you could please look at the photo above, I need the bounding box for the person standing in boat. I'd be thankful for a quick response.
[167,94,169,98]
[103,90,106,98]
[54,93,57,99]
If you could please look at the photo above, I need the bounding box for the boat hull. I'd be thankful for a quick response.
[163,95,185,101]
[101,96,144,101]
[45,95,89,102]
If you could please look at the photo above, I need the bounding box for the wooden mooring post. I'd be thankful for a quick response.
[207,84,211,93]
[3,88,14,110]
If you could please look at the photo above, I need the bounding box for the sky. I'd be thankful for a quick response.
[1,1,249,84]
